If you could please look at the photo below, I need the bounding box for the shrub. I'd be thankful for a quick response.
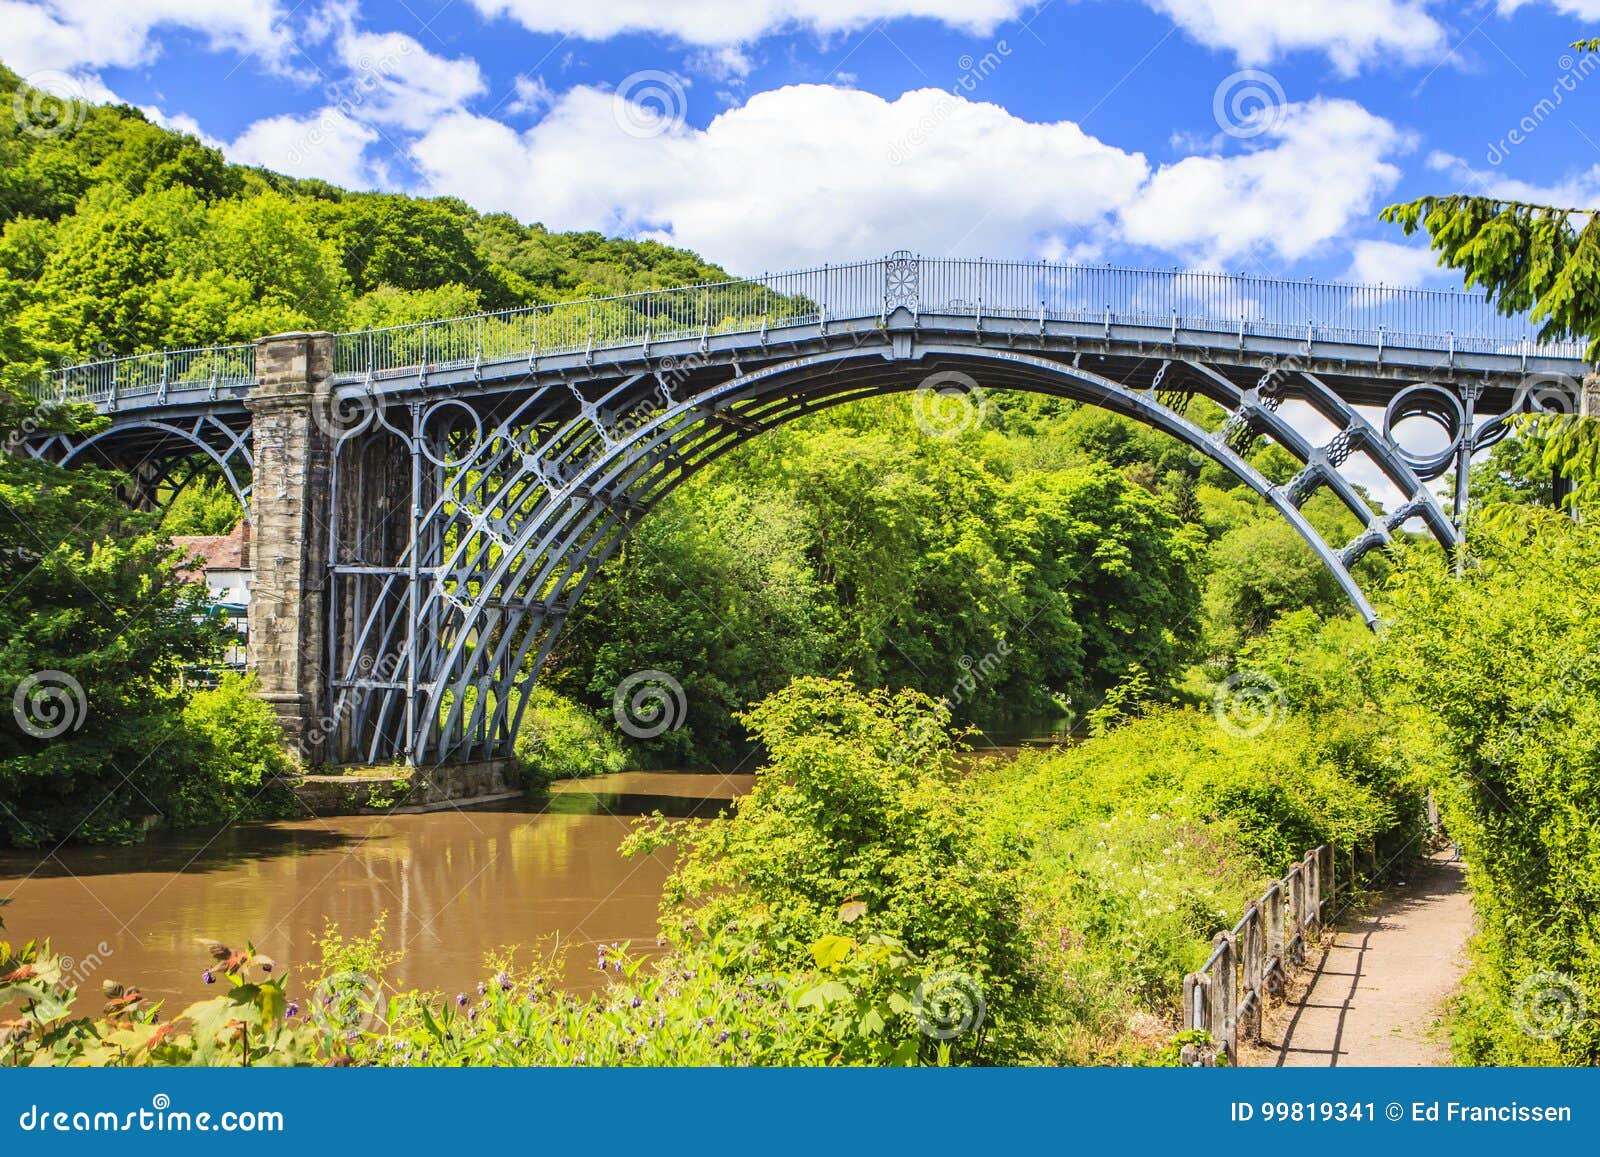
[624,676,1038,1061]
[1382,510,1600,1064]
[512,687,630,787]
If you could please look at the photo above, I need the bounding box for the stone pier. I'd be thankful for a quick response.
[246,332,337,763]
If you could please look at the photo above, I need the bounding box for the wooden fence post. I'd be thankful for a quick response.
[1266,882,1285,993]
[1288,863,1305,965]
[1211,930,1237,1061]
[1240,901,1264,1043]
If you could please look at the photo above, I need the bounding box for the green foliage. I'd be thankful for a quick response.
[170,673,296,827]
[1,915,320,1067]
[1381,194,1599,354]
[0,63,733,377]
[556,403,1204,763]
[513,687,630,787]
[159,475,242,535]
[1380,510,1600,1064]
[0,445,224,845]
[624,676,1036,1060]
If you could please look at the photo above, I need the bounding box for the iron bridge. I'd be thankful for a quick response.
[19,253,1592,767]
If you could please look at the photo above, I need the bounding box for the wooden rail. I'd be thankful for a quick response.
[1181,844,1332,1065]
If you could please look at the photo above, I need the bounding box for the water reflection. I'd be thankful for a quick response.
[0,771,752,1006]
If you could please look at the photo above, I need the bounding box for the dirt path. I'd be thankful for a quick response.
[1251,852,1474,1066]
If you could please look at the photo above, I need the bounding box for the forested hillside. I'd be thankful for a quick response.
[0,64,730,390]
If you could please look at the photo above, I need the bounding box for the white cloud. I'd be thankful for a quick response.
[140,103,223,148]
[332,28,486,131]
[686,45,758,82]
[0,0,292,76]
[466,0,1027,44]
[1140,0,1448,72]
[1120,99,1408,267]
[228,107,379,188]
[410,84,1151,273]
[506,74,556,117]
[1343,240,1449,286]
[1498,0,1600,17]
[1426,150,1600,209]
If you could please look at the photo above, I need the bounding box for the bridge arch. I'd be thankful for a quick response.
[326,340,1454,765]
[31,414,253,513]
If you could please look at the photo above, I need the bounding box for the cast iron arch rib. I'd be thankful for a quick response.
[326,344,1457,766]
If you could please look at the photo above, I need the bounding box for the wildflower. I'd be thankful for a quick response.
[716,1031,729,1044]
[477,981,488,997]
[497,971,512,991]
[630,996,642,1008]
[286,1001,300,1018]
[456,992,468,1007]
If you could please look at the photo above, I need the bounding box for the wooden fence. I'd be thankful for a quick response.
[1180,845,1332,1065]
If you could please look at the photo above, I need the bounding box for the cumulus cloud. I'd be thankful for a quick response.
[411,84,1153,272]
[228,107,380,188]
[0,0,292,76]
[410,84,1411,276]
[466,0,1027,44]
[1141,0,1448,72]
[1120,99,1409,268]
[1425,150,1600,209]
[332,27,486,131]
[1498,0,1600,18]
[1343,240,1451,286]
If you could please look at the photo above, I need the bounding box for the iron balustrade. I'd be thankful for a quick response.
[25,255,1590,404]
[1182,844,1331,1065]
[29,343,256,408]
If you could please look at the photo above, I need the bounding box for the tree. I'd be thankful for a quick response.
[0,393,223,845]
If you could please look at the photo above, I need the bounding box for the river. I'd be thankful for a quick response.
[0,771,753,1007]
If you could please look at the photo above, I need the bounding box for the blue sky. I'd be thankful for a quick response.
[4,0,1600,284]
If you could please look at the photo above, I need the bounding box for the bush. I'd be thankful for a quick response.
[1382,510,1600,1064]
[625,676,1038,1062]
[978,704,1421,1062]
[169,671,296,826]
[513,687,630,787]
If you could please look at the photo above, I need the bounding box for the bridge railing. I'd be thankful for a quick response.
[29,344,256,408]
[1181,844,1331,1065]
[25,255,1591,404]
[325,256,1584,382]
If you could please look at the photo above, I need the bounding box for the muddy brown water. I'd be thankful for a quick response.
[0,771,753,1007]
